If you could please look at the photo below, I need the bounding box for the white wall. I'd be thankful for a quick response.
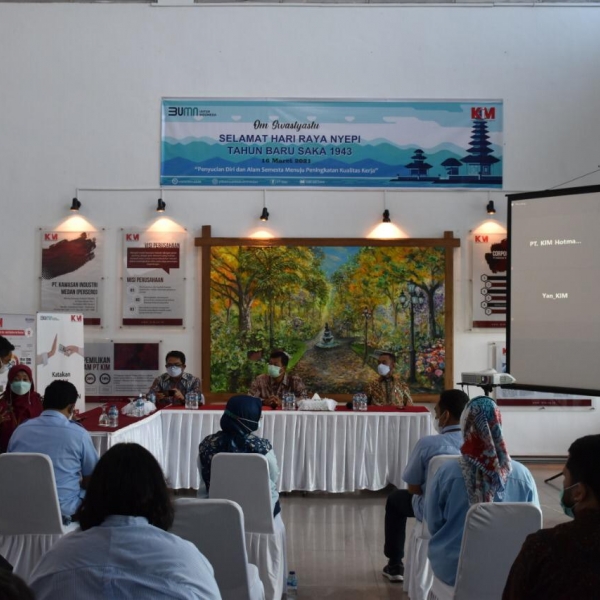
[1,3,599,454]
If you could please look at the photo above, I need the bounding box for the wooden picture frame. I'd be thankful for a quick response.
[196,226,459,403]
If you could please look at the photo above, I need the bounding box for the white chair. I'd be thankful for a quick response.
[0,453,78,581]
[209,453,287,600]
[405,455,460,600]
[427,502,543,600]
[172,498,265,600]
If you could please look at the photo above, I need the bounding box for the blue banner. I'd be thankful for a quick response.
[161,99,503,188]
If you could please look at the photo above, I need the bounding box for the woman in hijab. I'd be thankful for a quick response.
[425,396,539,587]
[0,364,43,452]
[199,395,280,516]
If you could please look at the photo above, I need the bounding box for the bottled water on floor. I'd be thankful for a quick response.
[286,571,298,598]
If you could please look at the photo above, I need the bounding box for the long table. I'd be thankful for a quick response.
[84,405,431,493]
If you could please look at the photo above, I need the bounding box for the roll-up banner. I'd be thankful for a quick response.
[36,312,85,411]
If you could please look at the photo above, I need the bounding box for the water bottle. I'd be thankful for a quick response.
[98,405,109,427]
[359,392,368,412]
[135,393,145,417]
[283,393,295,411]
[352,393,361,411]
[108,405,119,428]
[147,390,156,404]
[286,571,298,598]
[186,391,199,410]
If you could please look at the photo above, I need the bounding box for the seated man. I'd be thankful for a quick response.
[149,350,202,406]
[0,336,18,377]
[29,443,221,600]
[366,352,413,407]
[382,389,469,582]
[249,349,306,408]
[503,434,600,600]
[8,380,99,524]
[425,396,539,587]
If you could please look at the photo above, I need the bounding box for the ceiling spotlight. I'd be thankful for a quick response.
[70,198,81,212]
[382,209,391,223]
[156,198,166,213]
[486,200,496,215]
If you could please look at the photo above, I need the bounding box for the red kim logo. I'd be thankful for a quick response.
[475,235,489,243]
[471,107,496,120]
[44,233,59,241]
[126,234,140,241]
[71,315,83,322]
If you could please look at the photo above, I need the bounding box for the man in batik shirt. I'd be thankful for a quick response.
[365,352,413,408]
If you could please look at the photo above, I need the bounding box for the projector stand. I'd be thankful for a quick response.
[544,472,563,484]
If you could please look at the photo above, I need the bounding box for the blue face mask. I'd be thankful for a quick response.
[10,380,31,396]
[560,482,580,518]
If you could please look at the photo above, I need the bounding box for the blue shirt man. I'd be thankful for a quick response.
[29,515,222,600]
[382,389,469,583]
[8,380,98,520]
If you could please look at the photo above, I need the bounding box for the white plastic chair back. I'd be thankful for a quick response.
[428,502,542,600]
[209,453,275,534]
[0,453,76,581]
[172,498,264,600]
[209,452,287,600]
[405,455,460,600]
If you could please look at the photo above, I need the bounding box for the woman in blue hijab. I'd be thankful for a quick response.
[199,395,280,516]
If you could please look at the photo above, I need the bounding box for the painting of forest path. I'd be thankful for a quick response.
[289,327,378,394]
[209,245,446,396]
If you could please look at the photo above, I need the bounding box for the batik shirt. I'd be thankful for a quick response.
[365,375,413,407]
[248,373,306,402]
[149,372,202,404]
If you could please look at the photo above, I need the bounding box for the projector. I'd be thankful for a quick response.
[461,369,516,387]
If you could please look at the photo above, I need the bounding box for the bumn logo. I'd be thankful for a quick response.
[475,235,489,243]
[471,107,496,120]
[126,234,140,242]
[44,233,59,241]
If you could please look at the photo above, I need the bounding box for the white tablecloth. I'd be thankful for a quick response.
[162,409,431,492]
[89,410,166,472]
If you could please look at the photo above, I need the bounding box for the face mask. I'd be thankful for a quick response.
[560,482,580,518]
[268,365,282,378]
[377,364,391,377]
[0,359,14,374]
[166,366,182,378]
[10,380,31,396]
[434,410,447,434]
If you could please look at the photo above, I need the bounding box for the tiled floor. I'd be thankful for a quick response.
[279,463,569,599]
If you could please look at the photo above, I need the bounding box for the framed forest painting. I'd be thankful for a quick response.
[197,228,459,402]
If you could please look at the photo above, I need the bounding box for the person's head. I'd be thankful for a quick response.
[377,352,396,377]
[460,396,511,504]
[165,351,186,378]
[562,434,600,517]
[0,336,15,366]
[77,443,174,531]
[268,350,289,379]
[6,365,35,398]
[434,389,469,431]
[0,570,35,600]
[220,395,263,443]
[42,380,79,417]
